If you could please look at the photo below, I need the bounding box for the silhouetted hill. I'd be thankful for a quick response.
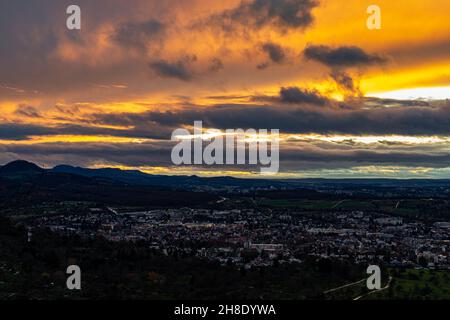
[52,165,173,186]
[0,161,217,208]
[51,164,283,188]
[2,160,450,193]
[0,160,44,177]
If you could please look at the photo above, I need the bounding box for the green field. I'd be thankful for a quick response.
[323,268,450,300]
[368,269,450,300]
[256,198,450,219]
[257,199,338,209]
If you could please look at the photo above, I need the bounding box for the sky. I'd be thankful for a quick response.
[0,0,449,178]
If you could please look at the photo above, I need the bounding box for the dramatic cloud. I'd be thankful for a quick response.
[364,97,430,107]
[0,1,449,177]
[149,56,197,81]
[112,19,165,51]
[331,71,362,97]
[0,122,174,141]
[205,0,319,33]
[0,141,174,169]
[89,99,450,136]
[0,124,54,141]
[14,105,42,118]
[279,87,329,105]
[261,42,287,64]
[304,45,386,67]
[2,136,450,175]
[208,58,224,72]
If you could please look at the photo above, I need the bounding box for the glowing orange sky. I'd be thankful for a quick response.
[0,0,449,177]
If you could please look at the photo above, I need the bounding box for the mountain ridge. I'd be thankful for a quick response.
[0,160,44,173]
[1,160,450,188]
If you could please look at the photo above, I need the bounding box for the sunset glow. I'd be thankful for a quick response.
[1,0,449,178]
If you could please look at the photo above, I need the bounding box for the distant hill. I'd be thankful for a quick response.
[1,160,450,190]
[0,161,218,208]
[1,160,450,211]
[0,161,260,188]
[0,160,44,173]
[48,163,450,189]
[51,164,284,188]
[0,160,44,179]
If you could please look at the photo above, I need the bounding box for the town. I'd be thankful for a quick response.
[22,203,450,270]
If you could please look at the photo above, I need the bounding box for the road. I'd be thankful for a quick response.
[323,278,366,294]
[216,197,228,204]
[331,199,347,209]
[353,276,393,300]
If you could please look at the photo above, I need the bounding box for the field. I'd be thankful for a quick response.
[256,197,450,221]
[369,269,450,300]
[323,268,450,300]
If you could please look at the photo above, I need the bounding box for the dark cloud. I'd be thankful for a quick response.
[149,56,197,81]
[331,71,362,97]
[364,97,430,107]
[2,98,450,174]
[2,138,450,173]
[112,19,165,51]
[4,98,449,143]
[0,124,53,140]
[257,62,270,70]
[0,141,174,168]
[304,45,386,67]
[14,105,41,118]
[205,0,318,33]
[206,94,252,100]
[90,100,450,136]
[279,87,329,105]
[0,122,173,141]
[208,58,224,72]
[257,62,271,70]
[280,148,450,170]
[261,42,287,64]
